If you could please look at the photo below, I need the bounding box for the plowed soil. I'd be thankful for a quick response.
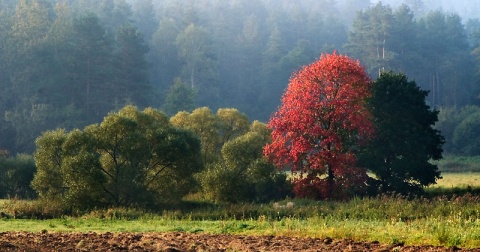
[0,231,477,251]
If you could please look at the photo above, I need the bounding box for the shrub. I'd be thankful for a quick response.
[0,154,37,199]
[198,131,291,203]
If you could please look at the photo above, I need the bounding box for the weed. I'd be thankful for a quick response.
[435,223,449,245]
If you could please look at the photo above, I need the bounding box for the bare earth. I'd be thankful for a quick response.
[0,231,477,251]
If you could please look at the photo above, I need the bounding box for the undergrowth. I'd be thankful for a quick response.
[1,192,480,222]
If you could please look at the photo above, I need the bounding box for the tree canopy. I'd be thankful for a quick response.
[32,105,202,209]
[359,72,444,194]
[264,52,374,199]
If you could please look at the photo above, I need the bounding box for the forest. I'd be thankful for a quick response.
[1,0,480,156]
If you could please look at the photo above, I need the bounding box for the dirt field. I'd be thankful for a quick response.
[0,231,477,251]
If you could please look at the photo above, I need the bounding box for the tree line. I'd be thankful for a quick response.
[31,105,289,208]
[2,53,442,208]
[0,0,479,155]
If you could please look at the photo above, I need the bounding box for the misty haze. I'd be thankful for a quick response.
[0,0,478,157]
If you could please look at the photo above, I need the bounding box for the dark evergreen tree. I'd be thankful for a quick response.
[0,154,36,199]
[388,4,418,73]
[163,78,197,116]
[416,11,474,107]
[68,13,114,123]
[149,18,181,97]
[344,2,394,76]
[131,0,158,43]
[113,24,150,108]
[3,0,54,153]
[175,23,219,108]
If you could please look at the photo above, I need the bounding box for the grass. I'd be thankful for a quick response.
[431,173,480,188]
[0,213,478,247]
[434,155,480,173]
[426,172,480,197]
[1,193,480,248]
[0,173,480,248]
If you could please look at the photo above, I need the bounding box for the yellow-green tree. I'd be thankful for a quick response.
[32,105,202,209]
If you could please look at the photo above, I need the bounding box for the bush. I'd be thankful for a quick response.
[198,131,291,203]
[197,162,252,203]
[0,154,37,199]
[436,106,480,155]
[0,199,68,219]
[453,111,480,155]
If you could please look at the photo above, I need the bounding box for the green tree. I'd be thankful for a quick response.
[170,107,252,166]
[175,23,210,88]
[0,154,36,199]
[150,18,181,95]
[216,108,250,144]
[31,129,67,200]
[435,106,480,154]
[388,4,419,74]
[404,0,425,17]
[416,11,474,107]
[452,111,480,156]
[68,13,114,123]
[99,0,133,33]
[227,14,265,114]
[337,0,371,25]
[199,130,289,203]
[32,105,202,209]
[175,23,219,107]
[71,0,133,34]
[131,0,158,43]
[344,2,394,76]
[113,23,150,108]
[3,0,54,153]
[163,77,197,116]
[359,72,444,194]
[42,1,74,108]
[170,107,219,165]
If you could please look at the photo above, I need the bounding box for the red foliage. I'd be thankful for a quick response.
[264,52,374,199]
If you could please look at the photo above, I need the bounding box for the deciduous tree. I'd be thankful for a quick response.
[359,72,444,194]
[32,105,202,209]
[199,127,289,203]
[170,107,219,165]
[264,52,374,199]
[163,77,197,116]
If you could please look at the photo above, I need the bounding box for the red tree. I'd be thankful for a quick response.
[264,52,374,199]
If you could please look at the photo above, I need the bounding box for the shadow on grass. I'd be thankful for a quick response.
[424,185,480,198]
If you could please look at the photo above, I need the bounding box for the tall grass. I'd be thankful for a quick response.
[1,170,480,248]
[1,194,480,247]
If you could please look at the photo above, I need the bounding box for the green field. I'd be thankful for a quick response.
[431,172,480,188]
[1,172,480,248]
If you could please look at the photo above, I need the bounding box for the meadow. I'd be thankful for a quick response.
[1,168,480,249]
[1,193,480,248]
